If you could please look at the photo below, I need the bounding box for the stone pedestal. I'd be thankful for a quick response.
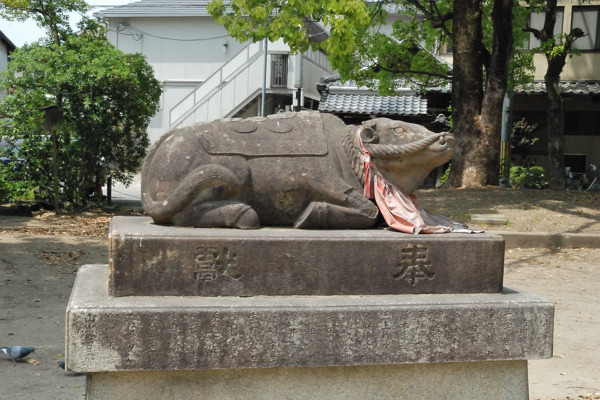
[66,219,554,399]
[108,216,505,296]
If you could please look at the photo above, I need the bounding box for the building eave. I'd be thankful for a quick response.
[0,30,16,52]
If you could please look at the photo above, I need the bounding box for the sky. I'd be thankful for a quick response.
[0,1,133,47]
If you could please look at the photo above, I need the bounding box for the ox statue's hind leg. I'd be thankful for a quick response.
[166,162,259,229]
[294,188,379,229]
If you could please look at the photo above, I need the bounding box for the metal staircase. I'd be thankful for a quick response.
[168,41,265,129]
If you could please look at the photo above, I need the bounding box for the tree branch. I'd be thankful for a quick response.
[522,25,542,41]
[370,62,451,80]
[404,0,453,37]
[430,11,453,29]
[564,27,585,51]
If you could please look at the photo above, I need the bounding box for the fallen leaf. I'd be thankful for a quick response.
[26,357,39,366]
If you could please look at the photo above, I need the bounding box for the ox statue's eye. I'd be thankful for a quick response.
[393,127,407,136]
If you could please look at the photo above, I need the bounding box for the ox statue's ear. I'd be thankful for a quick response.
[360,126,379,144]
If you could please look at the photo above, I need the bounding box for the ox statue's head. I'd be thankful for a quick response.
[354,118,454,195]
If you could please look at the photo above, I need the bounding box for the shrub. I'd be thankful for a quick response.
[509,166,548,189]
[0,165,37,203]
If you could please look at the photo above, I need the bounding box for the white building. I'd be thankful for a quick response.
[95,1,334,144]
[0,30,16,99]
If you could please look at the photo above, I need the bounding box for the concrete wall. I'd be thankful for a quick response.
[301,48,332,101]
[107,17,248,82]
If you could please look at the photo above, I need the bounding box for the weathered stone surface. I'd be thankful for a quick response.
[109,216,505,296]
[84,361,529,400]
[140,111,455,229]
[67,265,553,373]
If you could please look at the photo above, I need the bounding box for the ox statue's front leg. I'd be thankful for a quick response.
[294,188,378,229]
[172,200,260,229]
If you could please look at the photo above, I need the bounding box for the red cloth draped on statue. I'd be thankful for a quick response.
[359,131,451,234]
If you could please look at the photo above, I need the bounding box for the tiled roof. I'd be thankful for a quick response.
[515,80,600,95]
[319,92,427,116]
[94,0,224,18]
[317,74,428,116]
[321,76,600,102]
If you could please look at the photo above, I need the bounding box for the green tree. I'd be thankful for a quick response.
[208,0,530,188]
[0,27,161,206]
[0,0,90,45]
[523,0,584,190]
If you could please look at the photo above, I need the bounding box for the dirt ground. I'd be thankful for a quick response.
[418,187,600,234]
[0,188,599,399]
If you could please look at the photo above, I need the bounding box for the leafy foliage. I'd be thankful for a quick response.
[0,165,36,203]
[208,0,371,56]
[510,166,548,189]
[208,0,534,94]
[345,2,452,94]
[0,0,90,44]
[0,28,161,206]
[511,118,540,150]
[0,0,33,19]
[439,163,451,186]
[208,0,454,92]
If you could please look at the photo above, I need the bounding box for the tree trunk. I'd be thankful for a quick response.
[480,0,514,186]
[545,62,565,190]
[449,0,512,188]
[448,0,485,188]
[541,0,566,190]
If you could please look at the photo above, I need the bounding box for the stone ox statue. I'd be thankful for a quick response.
[141,111,454,231]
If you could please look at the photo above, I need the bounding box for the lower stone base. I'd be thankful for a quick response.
[66,265,553,371]
[85,361,529,400]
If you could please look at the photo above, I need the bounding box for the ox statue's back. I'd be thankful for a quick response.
[141,111,454,231]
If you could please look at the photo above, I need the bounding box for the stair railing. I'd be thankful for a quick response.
[168,41,264,129]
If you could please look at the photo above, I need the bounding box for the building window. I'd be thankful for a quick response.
[572,6,600,51]
[523,8,564,50]
[565,111,600,136]
[271,54,288,88]
[564,154,587,175]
